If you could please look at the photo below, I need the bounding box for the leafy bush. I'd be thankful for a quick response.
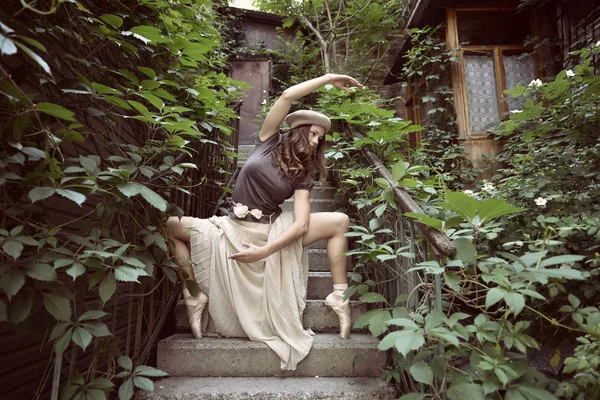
[0,0,241,398]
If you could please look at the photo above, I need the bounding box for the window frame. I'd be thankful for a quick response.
[446,7,537,138]
[403,84,423,155]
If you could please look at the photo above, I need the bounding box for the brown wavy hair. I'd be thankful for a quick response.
[272,125,326,183]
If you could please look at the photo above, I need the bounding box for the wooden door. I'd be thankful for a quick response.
[231,60,270,144]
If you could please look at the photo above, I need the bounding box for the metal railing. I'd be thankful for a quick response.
[342,125,455,309]
[338,125,455,394]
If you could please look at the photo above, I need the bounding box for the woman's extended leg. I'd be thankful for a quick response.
[166,216,208,338]
[302,212,351,338]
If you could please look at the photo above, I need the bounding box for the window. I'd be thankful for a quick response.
[446,8,537,137]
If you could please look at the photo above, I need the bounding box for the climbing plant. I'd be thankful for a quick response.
[401,26,477,186]
[0,0,242,399]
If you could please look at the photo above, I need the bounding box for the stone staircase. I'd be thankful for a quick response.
[138,145,395,399]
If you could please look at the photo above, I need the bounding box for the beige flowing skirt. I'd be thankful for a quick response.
[187,212,313,371]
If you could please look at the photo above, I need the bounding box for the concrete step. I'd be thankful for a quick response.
[174,299,366,334]
[308,272,356,300]
[281,198,336,213]
[309,186,336,200]
[309,239,327,249]
[136,376,396,399]
[157,333,386,378]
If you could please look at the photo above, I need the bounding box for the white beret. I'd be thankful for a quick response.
[284,110,331,132]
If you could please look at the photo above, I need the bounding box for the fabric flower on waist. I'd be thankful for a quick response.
[249,208,263,220]
[233,203,249,219]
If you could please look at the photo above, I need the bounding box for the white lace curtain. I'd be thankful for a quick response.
[464,53,535,133]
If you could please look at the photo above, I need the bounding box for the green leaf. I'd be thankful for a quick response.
[114,266,142,282]
[86,389,107,400]
[138,185,167,212]
[134,365,169,377]
[513,385,558,400]
[0,269,25,298]
[442,191,478,221]
[72,326,93,351]
[3,239,24,260]
[21,146,46,159]
[29,186,56,203]
[132,376,153,391]
[79,310,107,321]
[0,33,17,55]
[379,329,425,356]
[137,66,156,79]
[26,263,57,281]
[129,26,164,44]
[14,42,50,74]
[66,263,86,280]
[121,256,146,269]
[477,198,524,223]
[118,355,133,371]
[9,292,33,323]
[118,378,134,400]
[99,274,116,304]
[539,255,585,268]
[504,292,525,316]
[359,292,387,303]
[447,383,485,400]
[390,161,408,181]
[42,292,72,321]
[55,328,73,355]
[100,14,123,29]
[117,182,142,197]
[486,287,507,309]
[452,238,476,263]
[56,189,86,206]
[84,321,111,337]
[37,102,75,121]
[91,82,121,95]
[410,361,433,385]
[88,378,115,389]
[182,42,210,60]
[139,92,164,111]
[404,212,442,229]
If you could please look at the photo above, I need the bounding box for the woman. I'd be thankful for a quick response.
[166,73,364,371]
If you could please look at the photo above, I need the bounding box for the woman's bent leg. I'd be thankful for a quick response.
[302,212,350,284]
[303,212,351,338]
[166,216,208,338]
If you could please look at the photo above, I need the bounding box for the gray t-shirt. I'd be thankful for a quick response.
[231,132,314,223]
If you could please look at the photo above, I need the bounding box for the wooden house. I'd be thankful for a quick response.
[384,0,600,172]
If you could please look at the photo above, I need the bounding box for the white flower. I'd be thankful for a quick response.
[233,203,249,218]
[261,99,267,105]
[463,189,474,196]
[534,197,548,208]
[595,41,600,48]
[510,110,523,114]
[566,69,575,78]
[482,182,495,192]
[249,208,263,220]
[528,79,543,88]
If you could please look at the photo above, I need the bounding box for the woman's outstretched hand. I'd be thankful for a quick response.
[329,74,365,92]
[228,241,269,264]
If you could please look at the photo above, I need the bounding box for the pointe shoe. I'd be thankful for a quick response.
[184,291,208,339]
[325,292,351,339]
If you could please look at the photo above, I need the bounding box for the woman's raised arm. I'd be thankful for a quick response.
[258,74,364,142]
